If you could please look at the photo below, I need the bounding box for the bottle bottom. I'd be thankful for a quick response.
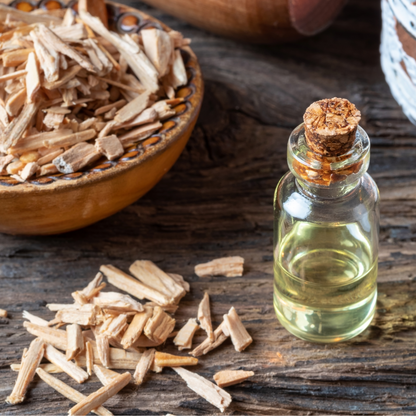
[273,289,377,343]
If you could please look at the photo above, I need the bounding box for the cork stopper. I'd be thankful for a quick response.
[303,97,361,157]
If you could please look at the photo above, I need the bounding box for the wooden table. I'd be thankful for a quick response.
[2,0,416,414]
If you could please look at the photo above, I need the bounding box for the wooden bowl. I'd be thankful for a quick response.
[140,0,347,43]
[0,1,203,235]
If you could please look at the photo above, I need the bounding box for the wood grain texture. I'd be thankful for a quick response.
[2,0,416,414]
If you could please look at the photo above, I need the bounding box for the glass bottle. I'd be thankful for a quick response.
[273,104,379,343]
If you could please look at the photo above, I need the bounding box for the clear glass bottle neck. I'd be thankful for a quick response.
[287,123,370,200]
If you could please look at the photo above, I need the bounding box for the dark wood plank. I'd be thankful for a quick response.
[2,0,416,414]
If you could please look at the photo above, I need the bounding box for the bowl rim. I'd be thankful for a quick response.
[0,1,203,195]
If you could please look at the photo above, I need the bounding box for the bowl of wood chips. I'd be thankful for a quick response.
[0,0,203,235]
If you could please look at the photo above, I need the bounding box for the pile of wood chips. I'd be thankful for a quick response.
[0,2,190,182]
[6,256,253,414]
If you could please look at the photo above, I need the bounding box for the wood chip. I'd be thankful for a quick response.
[53,141,100,174]
[190,322,229,358]
[100,264,172,307]
[168,273,190,292]
[5,87,24,117]
[19,161,38,180]
[213,370,254,388]
[43,64,82,90]
[86,340,94,376]
[0,4,61,24]
[31,29,60,83]
[36,368,113,416]
[12,362,62,374]
[120,307,152,349]
[69,372,131,416]
[72,272,105,305]
[144,306,175,344]
[173,318,199,350]
[0,69,27,84]
[96,334,110,368]
[154,352,198,367]
[198,292,214,342]
[25,52,40,103]
[56,304,101,326]
[45,344,89,383]
[76,341,141,369]
[114,91,151,124]
[9,129,72,153]
[23,321,68,351]
[3,48,34,68]
[113,107,157,131]
[194,256,244,278]
[118,121,161,146]
[129,260,185,303]
[38,24,95,73]
[94,99,126,116]
[101,313,127,338]
[0,308,8,318]
[6,338,45,404]
[95,135,123,160]
[142,28,172,77]
[93,364,119,386]
[66,324,85,361]
[1,99,41,152]
[173,367,232,413]
[37,162,58,177]
[222,307,252,352]
[133,348,155,385]
[37,148,64,166]
[22,310,48,326]
[169,49,187,89]
[93,291,144,313]
[79,11,159,92]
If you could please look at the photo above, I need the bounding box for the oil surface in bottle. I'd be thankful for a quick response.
[273,221,377,343]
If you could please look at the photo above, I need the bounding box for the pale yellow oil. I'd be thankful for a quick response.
[273,221,377,343]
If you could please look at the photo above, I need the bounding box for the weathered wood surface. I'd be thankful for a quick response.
[1,0,416,414]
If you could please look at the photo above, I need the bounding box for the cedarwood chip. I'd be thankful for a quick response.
[118,121,161,146]
[223,307,252,352]
[12,362,62,374]
[72,272,105,305]
[142,28,172,77]
[95,135,123,161]
[129,260,185,303]
[173,318,199,350]
[194,256,244,278]
[133,348,155,385]
[144,306,175,344]
[0,308,8,318]
[6,338,45,404]
[6,87,26,117]
[154,352,198,367]
[168,273,190,293]
[213,370,254,388]
[101,313,127,338]
[86,340,94,376]
[36,368,112,416]
[68,372,132,416]
[114,91,151,124]
[120,307,152,349]
[93,291,144,313]
[190,322,229,358]
[96,334,110,368]
[100,264,172,307]
[44,344,89,383]
[25,52,40,103]
[173,367,232,413]
[22,310,48,326]
[56,304,101,326]
[53,142,100,174]
[198,292,214,342]
[66,324,85,361]
[24,321,68,351]
[9,129,73,153]
[93,364,120,386]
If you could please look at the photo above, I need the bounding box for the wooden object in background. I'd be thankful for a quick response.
[140,0,347,43]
